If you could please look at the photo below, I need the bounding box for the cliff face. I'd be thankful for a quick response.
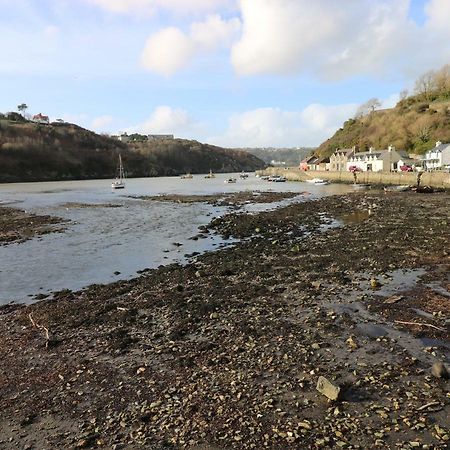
[0,121,264,182]
[316,97,450,157]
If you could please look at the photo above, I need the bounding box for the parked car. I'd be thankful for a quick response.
[399,165,413,172]
[349,166,362,172]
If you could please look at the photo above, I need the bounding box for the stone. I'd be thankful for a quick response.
[431,362,449,379]
[316,376,341,401]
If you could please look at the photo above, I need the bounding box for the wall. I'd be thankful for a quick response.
[258,167,450,189]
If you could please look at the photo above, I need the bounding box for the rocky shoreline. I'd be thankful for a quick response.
[0,191,449,449]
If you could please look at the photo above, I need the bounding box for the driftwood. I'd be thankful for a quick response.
[417,401,441,411]
[28,313,50,348]
[394,320,446,332]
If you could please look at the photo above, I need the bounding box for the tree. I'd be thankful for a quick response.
[414,71,436,99]
[17,103,28,118]
[399,89,409,101]
[354,98,382,118]
[434,64,450,93]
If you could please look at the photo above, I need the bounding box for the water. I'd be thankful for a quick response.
[0,174,352,304]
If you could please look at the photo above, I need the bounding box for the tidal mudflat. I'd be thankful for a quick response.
[0,191,449,449]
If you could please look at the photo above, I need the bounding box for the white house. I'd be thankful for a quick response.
[422,141,450,170]
[117,133,130,143]
[346,146,406,172]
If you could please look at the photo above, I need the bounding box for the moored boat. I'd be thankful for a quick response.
[306,178,329,185]
[111,154,125,189]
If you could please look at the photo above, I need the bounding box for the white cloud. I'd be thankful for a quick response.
[209,103,359,148]
[126,106,204,137]
[231,0,415,79]
[86,0,232,16]
[91,115,114,131]
[141,14,241,76]
[141,28,195,76]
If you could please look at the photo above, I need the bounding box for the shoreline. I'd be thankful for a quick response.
[1,191,449,449]
[258,167,450,190]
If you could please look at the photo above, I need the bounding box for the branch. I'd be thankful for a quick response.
[394,320,446,332]
[29,313,50,348]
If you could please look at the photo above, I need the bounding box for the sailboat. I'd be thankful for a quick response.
[204,169,215,179]
[111,154,125,189]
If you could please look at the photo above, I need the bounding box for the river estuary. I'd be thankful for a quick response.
[0,173,352,304]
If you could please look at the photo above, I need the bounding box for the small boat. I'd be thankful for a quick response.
[240,172,249,179]
[306,178,329,185]
[111,154,125,189]
[383,185,410,192]
[204,170,215,179]
[268,175,287,182]
[352,183,371,189]
[224,178,237,184]
[181,173,193,179]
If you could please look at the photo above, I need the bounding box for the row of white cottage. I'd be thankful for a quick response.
[325,142,450,172]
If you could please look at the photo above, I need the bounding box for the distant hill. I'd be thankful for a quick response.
[0,120,265,183]
[317,67,450,158]
[130,139,265,176]
[242,147,313,166]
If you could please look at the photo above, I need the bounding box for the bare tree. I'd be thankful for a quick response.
[354,98,382,118]
[434,64,450,93]
[399,89,409,101]
[414,70,436,99]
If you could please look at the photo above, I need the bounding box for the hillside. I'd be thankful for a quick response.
[241,147,313,166]
[0,120,265,183]
[317,96,450,158]
[130,140,265,176]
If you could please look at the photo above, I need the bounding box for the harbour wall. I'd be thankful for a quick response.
[257,167,450,189]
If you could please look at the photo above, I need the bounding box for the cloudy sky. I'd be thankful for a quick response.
[1,0,449,147]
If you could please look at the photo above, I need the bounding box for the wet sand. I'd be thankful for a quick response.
[0,191,449,449]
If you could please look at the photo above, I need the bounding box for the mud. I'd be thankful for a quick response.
[0,191,449,450]
[133,191,300,208]
[0,206,66,245]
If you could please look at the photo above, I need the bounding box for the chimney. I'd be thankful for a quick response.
[388,145,393,152]
[369,147,373,153]
[436,141,442,147]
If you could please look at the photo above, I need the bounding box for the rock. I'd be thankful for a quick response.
[346,336,358,350]
[316,376,341,401]
[384,295,403,304]
[431,362,449,379]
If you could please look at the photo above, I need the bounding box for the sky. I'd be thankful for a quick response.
[1,0,449,148]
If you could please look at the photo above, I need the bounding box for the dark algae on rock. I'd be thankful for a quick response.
[0,192,449,449]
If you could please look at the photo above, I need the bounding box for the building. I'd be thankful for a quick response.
[317,157,330,171]
[32,113,49,124]
[422,141,450,170]
[346,146,407,172]
[301,155,320,171]
[330,147,355,171]
[117,133,130,143]
[148,134,174,141]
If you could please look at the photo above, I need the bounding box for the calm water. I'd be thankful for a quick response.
[0,173,352,304]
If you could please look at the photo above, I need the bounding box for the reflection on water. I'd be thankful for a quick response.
[0,174,353,304]
[340,210,371,225]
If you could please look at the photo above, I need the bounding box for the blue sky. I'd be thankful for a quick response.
[1,0,449,147]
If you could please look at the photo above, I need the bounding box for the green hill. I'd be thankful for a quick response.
[317,96,450,158]
[0,119,264,183]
